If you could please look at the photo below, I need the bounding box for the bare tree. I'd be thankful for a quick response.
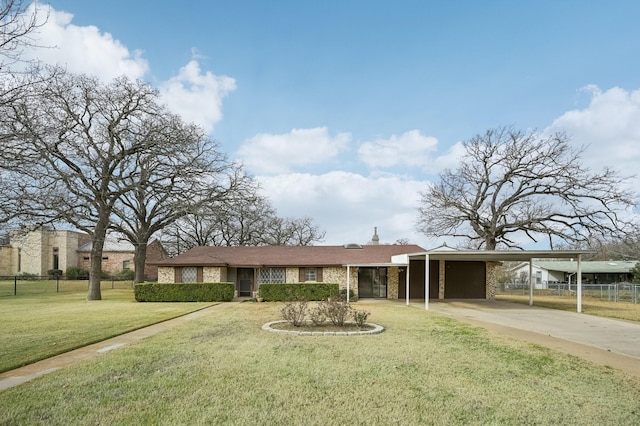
[282,216,325,246]
[394,238,411,245]
[0,1,48,226]
[111,140,251,282]
[162,189,325,253]
[417,126,636,250]
[555,232,640,261]
[0,0,47,70]
[0,67,186,299]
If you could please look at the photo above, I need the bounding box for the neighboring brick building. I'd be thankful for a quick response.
[144,240,168,280]
[0,227,165,279]
[0,227,90,276]
[77,239,135,275]
[77,239,166,279]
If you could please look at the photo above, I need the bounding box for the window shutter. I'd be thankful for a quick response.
[316,268,323,282]
[197,267,203,283]
[175,267,182,283]
[299,268,305,282]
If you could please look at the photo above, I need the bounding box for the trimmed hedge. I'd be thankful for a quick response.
[134,282,234,302]
[259,283,340,301]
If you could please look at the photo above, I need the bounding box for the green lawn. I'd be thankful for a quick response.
[1,301,638,425]
[0,290,214,372]
[0,278,132,297]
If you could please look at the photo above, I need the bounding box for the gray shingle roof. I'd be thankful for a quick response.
[77,239,135,253]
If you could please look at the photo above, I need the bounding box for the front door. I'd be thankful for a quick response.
[238,268,254,297]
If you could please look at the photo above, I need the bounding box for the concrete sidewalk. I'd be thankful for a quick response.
[0,303,234,391]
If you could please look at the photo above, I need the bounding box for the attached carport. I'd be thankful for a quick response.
[391,249,593,313]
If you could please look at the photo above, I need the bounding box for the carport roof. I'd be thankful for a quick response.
[395,248,595,314]
[393,249,593,263]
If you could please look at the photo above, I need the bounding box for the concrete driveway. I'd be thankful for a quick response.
[407,299,640,378]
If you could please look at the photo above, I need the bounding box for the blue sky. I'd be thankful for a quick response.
[22,1,640,247]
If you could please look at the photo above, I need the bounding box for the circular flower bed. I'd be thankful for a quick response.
[262,320,384,336]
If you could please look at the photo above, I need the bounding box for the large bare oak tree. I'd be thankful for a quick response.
[417,127,637,250]
[110,143,250,283]
[0,67,211,299]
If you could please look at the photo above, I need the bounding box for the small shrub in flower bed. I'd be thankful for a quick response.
[281,298,372,328]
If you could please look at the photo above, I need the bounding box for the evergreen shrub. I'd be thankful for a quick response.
[65,267,89,280]
[134,282,234,302]
[258,283,339,301]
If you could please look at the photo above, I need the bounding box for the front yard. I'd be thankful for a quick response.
[1,299,638,425]
[0,290,214,372]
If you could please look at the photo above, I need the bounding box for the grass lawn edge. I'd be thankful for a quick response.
[1,302,219,374]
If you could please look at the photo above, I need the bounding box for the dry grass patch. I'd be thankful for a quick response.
[0,301,638,425]
[497,293,640,322]
[0,290,214,372]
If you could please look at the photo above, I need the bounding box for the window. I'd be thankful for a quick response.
[123,260,131,271]
[83,256,90,261]
[182,267,197,283]
[52,247,59,270]
[102,256,109,260]
[259,268,285,283]
[304,268,317,282]
[299,267,323,282]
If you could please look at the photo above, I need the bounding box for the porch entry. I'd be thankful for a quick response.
[237,268,254,297]
[358,267,387,298]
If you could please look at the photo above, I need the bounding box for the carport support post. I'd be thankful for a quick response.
[577,255,582,313]
[346,265,351,303]
[424,254,430,310]
[529,259,534,306]
[405,262,410,306]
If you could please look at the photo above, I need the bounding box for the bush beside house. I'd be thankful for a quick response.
[259,283,340,301]
[134,282,234,302]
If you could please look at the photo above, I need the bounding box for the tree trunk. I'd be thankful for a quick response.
[134,242,147,283]
[87,217,110,300]
[88,239,104,300]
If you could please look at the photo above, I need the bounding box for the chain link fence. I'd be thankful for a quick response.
[498,282,639,304]
[0,275,134,297]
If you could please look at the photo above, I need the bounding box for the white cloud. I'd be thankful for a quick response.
[238,127,351,174]
[256,171,434,247]
[430,141,466,172]
[14,5,234,133]
[158,60,236,134]
[19,4,148,80]
[546,86,640,189]
[358,130,438,169]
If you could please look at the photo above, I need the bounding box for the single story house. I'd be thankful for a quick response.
[508,260,639,289]
[154,244,425,299]
[154,242,594,312]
